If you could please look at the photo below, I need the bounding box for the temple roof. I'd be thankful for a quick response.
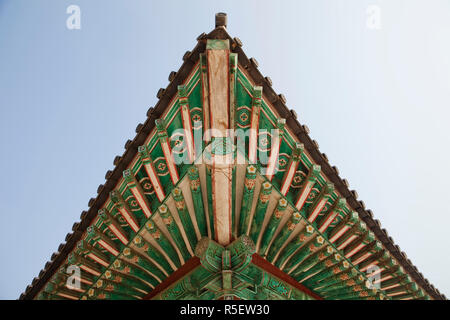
[20,13,445,300]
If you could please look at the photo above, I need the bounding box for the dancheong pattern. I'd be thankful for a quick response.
[21,13,444,301]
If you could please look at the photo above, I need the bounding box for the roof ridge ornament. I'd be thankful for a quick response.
[215,12,227,28]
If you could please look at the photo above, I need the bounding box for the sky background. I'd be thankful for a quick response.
[1,0,449,299]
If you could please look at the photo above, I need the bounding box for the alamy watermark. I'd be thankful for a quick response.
[366,5,381,30]
[365,265,381,290]
[65,265,81,290]
[66,5,81,30]
[168,127,281,176]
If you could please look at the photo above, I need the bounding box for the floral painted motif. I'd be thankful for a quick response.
[151,229,161,240]
[298,233,307,242]
[244,178,256,191]
[175,200,185,210]
[129,199,138,208]
[275,209,284,219]
[287,221,296,231]
[105,284,114,292]
[340,273,350,281]
[162,216,173,226]
[259,193,270,204]
[239,112,248,122]
[143,182,152,191]
[325,260,334,267]
[190,178,200,191]
[158,162,167,171]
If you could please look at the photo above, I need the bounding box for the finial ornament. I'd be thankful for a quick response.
[215,12,227,28]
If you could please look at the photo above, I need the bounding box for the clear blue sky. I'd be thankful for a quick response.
[1,0,449,299]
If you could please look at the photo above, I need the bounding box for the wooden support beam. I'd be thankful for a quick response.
[229,53,237,134]
[138,145,166,202]
[280,143,304,196]
[275,225,315,269]
[295,165,321,211]
[44,282,80,300]
[344,231,375,259]
[110,190,140,233]
[206,39,230,136]
[317,198,346,233]
[249,181,272,244]
[204,40,234,244]
[248,86,262,164]
[298,253,349,283]
[356,248,386,272]
[172,187,198,251]
[284,236,327,274]
[381,274,409,291]
[122,247,166,282]
[133,235,174,274]
[265,119,285,181]
[238,165,257,236]
[350,240,381,266]
[291,246,337,280]
[98,208,129,246]
[328,211,358,244]
[103,268,152,293]
[178,85,195,163]
[144,220,181,268]
[85,289,135,300]
[251,254,323,300]
[156,119,179,185]
[267,211,303,263]
[50,272,87,294]
[313,268,361,293]
[57,265,94,287]
[111,259,159,288]
[200,54,211,142]
[188,166,208,237]
[68,253,102,277]
[123,169,153,218]
[158,204,191,262]
[307,182,334,223]
[205,166,215,240]
[77,240,110,268]
[95,278,147,298]
[210,140,234,245]
[86,225,120,257]
[143,257,201,300]
[259,198,288,256]
[335,221,367,251]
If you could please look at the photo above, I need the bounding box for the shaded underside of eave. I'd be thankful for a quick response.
[143,254,323,301]
[21,26,445,300]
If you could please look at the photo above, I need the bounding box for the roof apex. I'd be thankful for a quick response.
[215,12,227,28]
[20,14,446,301]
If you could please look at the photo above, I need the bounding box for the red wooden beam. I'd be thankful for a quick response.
[251,253,323,300]
[144,254,322,300]
[143,257,201,300]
